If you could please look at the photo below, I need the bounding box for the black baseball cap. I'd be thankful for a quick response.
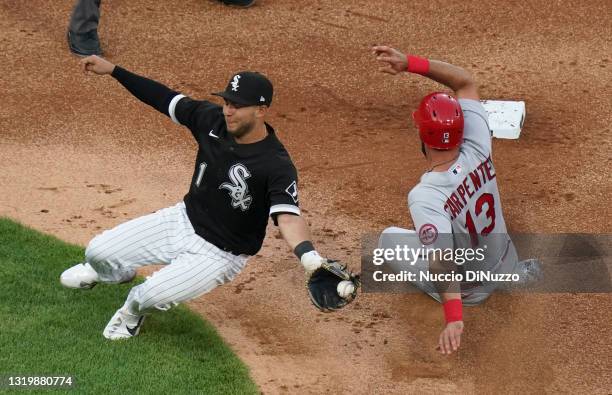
[212,71,273,107]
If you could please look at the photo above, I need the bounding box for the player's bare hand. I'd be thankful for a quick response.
[80,55,115,75]
[372,45,407,75]
[437,321,464,355]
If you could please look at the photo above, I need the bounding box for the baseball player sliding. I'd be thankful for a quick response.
[373,46,540,354]
[60,56,358,340]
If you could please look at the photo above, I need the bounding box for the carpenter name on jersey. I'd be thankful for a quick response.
[167,94,300,256]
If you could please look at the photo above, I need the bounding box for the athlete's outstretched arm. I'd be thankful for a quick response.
[276,214,311,249]
[372,46,479,100]
[276,213,329,273]
[80,55,177,117]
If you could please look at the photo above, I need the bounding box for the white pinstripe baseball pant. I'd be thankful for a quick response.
[85,202,248,314]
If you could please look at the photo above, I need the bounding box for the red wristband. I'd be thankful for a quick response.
[443,299,463,323]
[407,55,430,75]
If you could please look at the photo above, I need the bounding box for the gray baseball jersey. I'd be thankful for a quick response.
[408,99,516,272]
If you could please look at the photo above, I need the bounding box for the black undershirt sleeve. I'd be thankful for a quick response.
[111,66,178,117]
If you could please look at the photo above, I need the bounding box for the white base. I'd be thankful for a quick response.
[481,100,525,139]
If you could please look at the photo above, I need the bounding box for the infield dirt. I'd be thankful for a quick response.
[1,0,610,393]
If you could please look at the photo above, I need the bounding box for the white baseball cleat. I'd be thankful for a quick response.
[103,308,145,340]
[60,262,136,289]
[60,262,100,289]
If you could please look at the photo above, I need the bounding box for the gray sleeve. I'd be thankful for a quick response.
[459,99,492,158]
[408,187,453,251]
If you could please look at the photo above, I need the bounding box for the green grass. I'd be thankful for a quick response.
[0,218,258,394]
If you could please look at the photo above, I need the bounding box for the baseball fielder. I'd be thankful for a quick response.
[60,55,353,339]
[373,46,540,354]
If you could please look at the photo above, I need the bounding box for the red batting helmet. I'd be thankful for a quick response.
[412,92,464,150]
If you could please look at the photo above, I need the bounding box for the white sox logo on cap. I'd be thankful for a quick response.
[213,71,273,106]
[219,163,252,211]
[231,75,241,91]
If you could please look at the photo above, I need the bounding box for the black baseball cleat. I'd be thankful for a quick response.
[67,30,102,57]
[219,0,257,7]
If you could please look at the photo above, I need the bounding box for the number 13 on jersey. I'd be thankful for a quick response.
[465,192,496,247]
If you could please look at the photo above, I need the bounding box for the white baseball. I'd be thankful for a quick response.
[337,281,355,298]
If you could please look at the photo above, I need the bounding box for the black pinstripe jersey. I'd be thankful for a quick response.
[169,95,300,256]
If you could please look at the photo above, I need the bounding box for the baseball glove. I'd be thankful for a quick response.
[307,259,360,312]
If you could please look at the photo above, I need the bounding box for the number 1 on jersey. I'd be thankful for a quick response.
[195,162,207,187]
[465,192,496,247]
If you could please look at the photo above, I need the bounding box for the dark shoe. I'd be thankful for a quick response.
[67,30,102,57]
[220,0,256,7]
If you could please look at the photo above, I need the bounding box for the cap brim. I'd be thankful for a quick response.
[212,91,254,106]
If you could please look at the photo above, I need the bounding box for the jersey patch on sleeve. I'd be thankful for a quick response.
[418,223,438,245]
[285,181,299,203]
